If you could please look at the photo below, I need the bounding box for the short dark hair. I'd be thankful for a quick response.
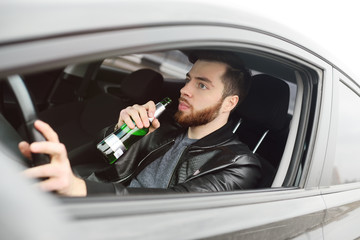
[188,50,252,104]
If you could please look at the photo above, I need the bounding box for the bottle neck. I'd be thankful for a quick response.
[149,102,165,123]
[149,97,171,123]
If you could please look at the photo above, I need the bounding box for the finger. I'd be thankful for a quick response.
[130,104,149,128]
[149,119,160,134]
[143,101,156,118]
[125,105,144,128]
[116,112,125,129]
[37,174,86,196]
[119,108,136,129]
[37,177,68,193]
[23,163,56,179]
[119,101,156,129]
[37,178,58,192]
[134,104,151,128]
[151,119,160,129]
[18,141,32,159]
[34,120,59,143]
[30,142,67,161]
[134,101,156,128]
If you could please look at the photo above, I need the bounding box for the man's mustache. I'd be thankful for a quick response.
[178,97,192,108]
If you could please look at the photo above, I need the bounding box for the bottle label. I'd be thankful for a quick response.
[105,133,126,159]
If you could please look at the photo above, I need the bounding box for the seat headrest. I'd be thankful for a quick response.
[120,69,164,104]
[236,74,290,131]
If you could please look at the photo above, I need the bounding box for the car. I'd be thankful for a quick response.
[1,0,360,239]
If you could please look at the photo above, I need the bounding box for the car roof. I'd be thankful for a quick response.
[0,0,358,83]
[0,0,320,47]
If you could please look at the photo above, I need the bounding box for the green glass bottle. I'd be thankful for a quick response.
[97,97,172,164]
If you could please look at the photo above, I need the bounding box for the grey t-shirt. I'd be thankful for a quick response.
[129,133,197,188]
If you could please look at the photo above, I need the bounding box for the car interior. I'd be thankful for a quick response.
[0,47,310,191]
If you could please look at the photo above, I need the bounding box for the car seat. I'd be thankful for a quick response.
[233,74,291,188]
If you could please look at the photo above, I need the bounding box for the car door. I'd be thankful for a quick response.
[320,69,360,240]
[46,25,330,239]
[0,9,334,239]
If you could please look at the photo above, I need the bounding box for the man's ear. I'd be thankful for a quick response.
[222,95,239,113]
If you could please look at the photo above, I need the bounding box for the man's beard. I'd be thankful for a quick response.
[174,98,223,128]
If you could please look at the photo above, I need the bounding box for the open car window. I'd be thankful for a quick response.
[1,47,319,193]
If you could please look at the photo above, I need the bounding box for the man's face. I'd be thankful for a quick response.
[175,60,227,127]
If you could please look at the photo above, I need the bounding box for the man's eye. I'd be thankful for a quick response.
[198,83,207,89]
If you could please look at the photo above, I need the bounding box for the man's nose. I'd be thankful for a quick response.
[180,82,192,97]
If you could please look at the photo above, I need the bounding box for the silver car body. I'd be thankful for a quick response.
[1,0,360,239]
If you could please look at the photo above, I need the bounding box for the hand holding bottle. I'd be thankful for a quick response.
[98,98,172,164]
[116,100,160,134]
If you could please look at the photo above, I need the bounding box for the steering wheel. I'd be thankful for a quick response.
[6,75,50,167]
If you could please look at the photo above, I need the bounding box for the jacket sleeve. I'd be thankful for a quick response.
[85,161,261,196]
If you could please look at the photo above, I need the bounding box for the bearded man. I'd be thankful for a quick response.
[20,50,262,197]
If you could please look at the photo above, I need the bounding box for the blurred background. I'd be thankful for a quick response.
[202,0,360,79]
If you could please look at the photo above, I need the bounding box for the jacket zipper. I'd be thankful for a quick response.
[184,161,236,183]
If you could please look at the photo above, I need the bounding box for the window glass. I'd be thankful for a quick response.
[332,81,360,184]
[103,50,192,80]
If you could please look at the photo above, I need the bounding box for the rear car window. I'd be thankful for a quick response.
[332,80,360,184]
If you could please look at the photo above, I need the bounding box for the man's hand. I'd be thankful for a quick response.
[116,100,160,133]
[19,120,86,197]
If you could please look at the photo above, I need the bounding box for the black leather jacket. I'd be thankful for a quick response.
[85,119,262,195]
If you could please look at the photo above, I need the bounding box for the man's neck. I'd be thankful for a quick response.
[187,116,228,140]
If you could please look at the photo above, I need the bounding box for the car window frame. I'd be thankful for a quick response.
[0,22,337,239]
[319,69,360,188]
[1,23,331,196]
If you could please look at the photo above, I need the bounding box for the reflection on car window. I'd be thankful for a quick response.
[332,81,360,184]
[103,50,192,80]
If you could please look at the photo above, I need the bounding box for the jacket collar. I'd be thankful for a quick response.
[190,119,236,148]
